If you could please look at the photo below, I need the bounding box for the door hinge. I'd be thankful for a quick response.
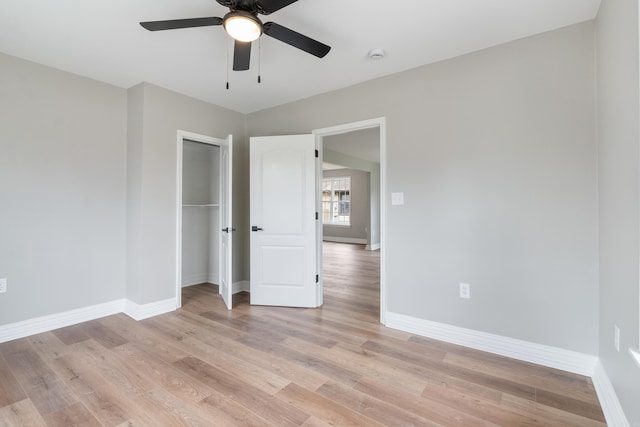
[315,149,319,158]
[316,274,319,283]
[315,212,318,220]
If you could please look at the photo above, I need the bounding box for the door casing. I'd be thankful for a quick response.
[313,117,387,324]
[175,130,232,308]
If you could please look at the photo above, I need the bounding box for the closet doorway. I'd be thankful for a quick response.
[176,131,233,310]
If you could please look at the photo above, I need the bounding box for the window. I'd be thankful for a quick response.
[322,177,351,226]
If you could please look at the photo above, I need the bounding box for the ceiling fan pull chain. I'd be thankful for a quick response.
[226,37,230,90]
[258,38,262,84]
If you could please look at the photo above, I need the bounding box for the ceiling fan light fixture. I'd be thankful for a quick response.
[224,11,262,42]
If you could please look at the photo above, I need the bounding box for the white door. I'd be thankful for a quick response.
[219,135,233,309]
[250,135,319,307]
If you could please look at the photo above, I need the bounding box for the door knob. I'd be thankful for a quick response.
[251,226,263,232]
[222,227,229,233]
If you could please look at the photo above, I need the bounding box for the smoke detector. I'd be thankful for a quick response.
[368,49,385,60]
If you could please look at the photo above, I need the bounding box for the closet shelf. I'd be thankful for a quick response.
[183,204,219,207]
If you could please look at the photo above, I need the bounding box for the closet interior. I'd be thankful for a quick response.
[181,139,220,288]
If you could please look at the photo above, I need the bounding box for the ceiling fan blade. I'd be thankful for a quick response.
[140,17,223,31]
[233,40,252,71]
[215,0,235,7]
[256,0,298,15]
[263,22,330,58]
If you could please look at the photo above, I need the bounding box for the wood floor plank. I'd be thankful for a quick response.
[354,376,501,427]
[115,343,214,400]
[270,340,362,388]
[27,333,70,363]
[249,314,340,349]
[301,415,335,426]
[358,338,539,402]
[0,399,48,427]
[52,324,91,346]
[2,347,75,416]
[49,352,154,426]
[535,388,605,422]
[197,394,277,427]
[77,319,128,349]
[420,378,542,426]
[49,352,108,397]
[43,401,102,427]
[443,350,600,404]
[261,310,369,347]
[316,380,441,427]
[99,314,191,364]
[276,382,385,427]
[136,386,212,427]
[68,339,155,399]
[0,355,27,408]
[280,337,427,395]
[500,393,606,427]
[173,355,311,426]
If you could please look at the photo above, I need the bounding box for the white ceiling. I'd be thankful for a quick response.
[0,0,600,114]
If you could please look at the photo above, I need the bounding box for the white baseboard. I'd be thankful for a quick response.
[385,311,597,376]
[0,299,126,343]
[181,274,209,287]
[233,280,250,294]
[365,243,381,251]
[0,297,179,343]
[322,236,367,245]
[592,360,630,427]
[124,298,176,321]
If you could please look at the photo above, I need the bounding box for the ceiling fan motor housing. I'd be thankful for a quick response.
[223,10,263,42]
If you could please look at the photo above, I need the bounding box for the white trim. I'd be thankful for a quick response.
[365,243,381,251]
[322,236,367,245]
[0,299,125,343]
[233,280,250,294]
[124,298,176,321]
[315,136,324,307]
[630,348,640,369]
[0,297,181,343]
[592,360,631,427]
[181,274,209,287]
[313,117,387,324]
[385,311,597,376]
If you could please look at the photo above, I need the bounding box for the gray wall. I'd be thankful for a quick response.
[322,168,370,242]
[248,22,599,354]
[0,52,127,323]
[126,83,246,305]
[596,0,640,423]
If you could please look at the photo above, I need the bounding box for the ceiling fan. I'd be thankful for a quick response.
[140,0,331,71]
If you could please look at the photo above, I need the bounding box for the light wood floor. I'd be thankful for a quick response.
[0,242,605,426]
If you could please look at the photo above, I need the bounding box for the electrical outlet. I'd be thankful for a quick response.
[614,324,620,352]
[459,283,470,299]
[0,278,6,293]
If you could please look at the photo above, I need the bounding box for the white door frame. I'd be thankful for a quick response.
[175,130,230,308]
[312,117,388,324]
